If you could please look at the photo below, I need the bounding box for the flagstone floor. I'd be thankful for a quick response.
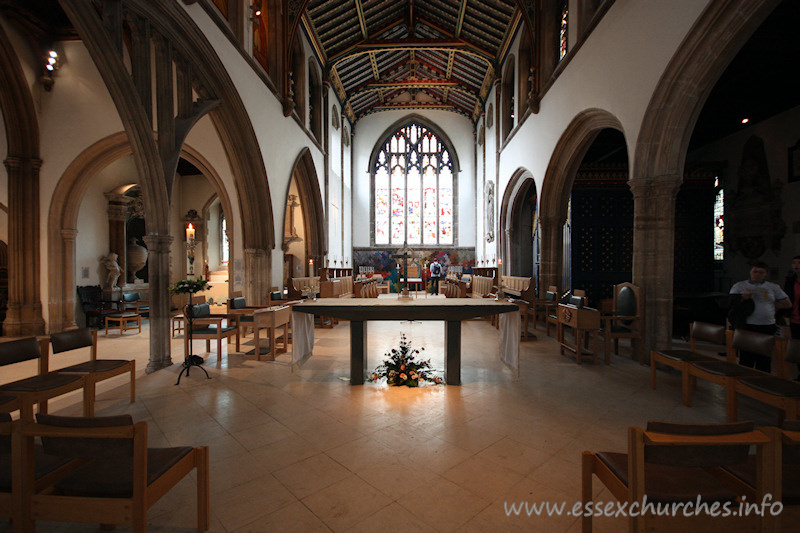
[1,312,781,532]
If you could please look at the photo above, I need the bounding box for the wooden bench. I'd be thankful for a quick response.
[354,278,380,298]
[468,275,495,299]
[320,276,354,298]
[0,337,90,421]
[500,275,536,305]
[287,276,320,300]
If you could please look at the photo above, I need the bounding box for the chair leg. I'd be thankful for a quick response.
[197,446,210,531]
[650,355,657,389]
[581,452,594,533]
[83,379,96,417]
[130,360,136,403]
[725,379,738,423]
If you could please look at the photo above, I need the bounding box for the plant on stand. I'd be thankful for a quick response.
[170,277,210,384]
[368,333,443,387]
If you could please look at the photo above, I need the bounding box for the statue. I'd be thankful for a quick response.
[102,253,121,289]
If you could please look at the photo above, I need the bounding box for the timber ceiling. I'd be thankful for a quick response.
[303,0,520,125]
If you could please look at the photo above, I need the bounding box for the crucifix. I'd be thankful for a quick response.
[391,237,415,298]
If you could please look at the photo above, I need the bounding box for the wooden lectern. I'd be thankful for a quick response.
[557,303,602,364]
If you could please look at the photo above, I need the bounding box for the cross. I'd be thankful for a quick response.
[391,238,415,293]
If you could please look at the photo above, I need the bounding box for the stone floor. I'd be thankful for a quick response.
[0,312,781,532]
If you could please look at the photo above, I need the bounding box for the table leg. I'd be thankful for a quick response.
[445,320,461,385]
[350,320,367,385]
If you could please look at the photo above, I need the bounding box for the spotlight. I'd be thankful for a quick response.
[741,118,749,124]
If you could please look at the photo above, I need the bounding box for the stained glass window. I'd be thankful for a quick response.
[559,3,569,61]
[374,124,455,245]
[714,176,724,261]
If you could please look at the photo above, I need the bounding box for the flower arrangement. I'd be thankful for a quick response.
[369,333,443,387]
[169,277,210,295]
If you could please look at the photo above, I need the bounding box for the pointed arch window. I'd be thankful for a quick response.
[374,123,454,245]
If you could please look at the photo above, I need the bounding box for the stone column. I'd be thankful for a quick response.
[538,213,564,296]
[3,156,45,336]
[59,228,79,332]
[143,234,174,372]
[244,248,270,305]
[629,175,682,356]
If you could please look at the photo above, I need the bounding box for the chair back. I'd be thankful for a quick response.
[51,328,93,354]
[0,337,41,366]
[123,292,140,303]
[229,297,247,310]
[191,303,211,318]
[786,338,800,364]
[731,329,775,359]
[37,414,134,459]
[615,284,638,326]
[690,322,726,346]
[645,420,754,467]
[569,295,585,308]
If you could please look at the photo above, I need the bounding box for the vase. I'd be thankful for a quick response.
[127,237,148,283]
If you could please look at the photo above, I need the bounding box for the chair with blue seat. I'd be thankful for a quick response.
[602,282,644,364]
[226,296,271,352]
[121,292,149,316]
[185,303,238,364]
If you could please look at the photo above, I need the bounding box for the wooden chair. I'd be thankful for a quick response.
[172,294,206,337]
[723,421,800,531]
[650,321,726,404]
[76,285,120,328]
[49,328,135,416]
[602,283,644,364]
[18,414,209,532]
[185,303,238,365]
[226,296,271,351]
[121,292,149,316]
[685,329,774,415]
[582,420,775,533]
[251,305,293,361]
[729,337,800,423]
[0,338,89,421]
[543,286,560,336]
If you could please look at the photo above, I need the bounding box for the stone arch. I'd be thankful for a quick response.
[287,148,326,265]
[539,108,625,292]
[47,132,237,333]
[631,0,780,352]
[500,168,537,278]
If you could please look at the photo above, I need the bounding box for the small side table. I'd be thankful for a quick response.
[105,313,142,336]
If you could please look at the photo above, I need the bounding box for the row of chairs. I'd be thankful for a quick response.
[652,323,800,422]
[583,419,798,532]
[0,330,134,422]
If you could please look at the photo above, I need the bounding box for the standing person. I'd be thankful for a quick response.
[729,260,791,371]
[784,255,800,379]
[429,259,443,295]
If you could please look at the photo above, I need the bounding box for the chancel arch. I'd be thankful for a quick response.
[500,169,537,279]
[539,109,625,297]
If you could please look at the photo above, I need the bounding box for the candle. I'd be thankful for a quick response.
[309,258,314,266]
[498,258,503,266]
[186,223,195,242]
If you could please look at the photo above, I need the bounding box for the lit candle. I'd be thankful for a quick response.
[186,223,195,242]
[309,258,314,267]
[498,258,503,266]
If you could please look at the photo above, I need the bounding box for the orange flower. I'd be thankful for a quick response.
[400,365,405,371]
[400,373,407,380]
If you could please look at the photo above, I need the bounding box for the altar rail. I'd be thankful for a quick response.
[320,267,353,281]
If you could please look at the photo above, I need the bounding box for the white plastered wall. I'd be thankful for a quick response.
[491,0,710,259]
[180,3,326,290]
[351,109,477,248]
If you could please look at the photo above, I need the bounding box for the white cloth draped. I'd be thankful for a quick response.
[498,311,520,377]
[286,311,314,368]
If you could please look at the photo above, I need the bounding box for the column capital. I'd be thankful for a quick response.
[628,175,682,200]
[143,234,174,253]
[60,228,79,241]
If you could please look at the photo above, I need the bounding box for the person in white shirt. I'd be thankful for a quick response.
[729,261,791,371]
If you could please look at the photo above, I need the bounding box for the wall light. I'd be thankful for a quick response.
[250,1,262,24]
[40,49,60,91]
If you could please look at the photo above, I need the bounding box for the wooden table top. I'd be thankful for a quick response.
[293,297,519,321]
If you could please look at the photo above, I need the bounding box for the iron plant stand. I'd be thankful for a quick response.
[176,297,211,385]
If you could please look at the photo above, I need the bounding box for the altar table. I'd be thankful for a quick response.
[292,298,520,385]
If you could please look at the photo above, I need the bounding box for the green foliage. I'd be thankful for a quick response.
[169,278,210,295]
[369,333,443,387]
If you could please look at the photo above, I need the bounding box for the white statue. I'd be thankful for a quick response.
[102,252,121,289]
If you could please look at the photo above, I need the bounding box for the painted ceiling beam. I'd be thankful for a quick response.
[329,38,493,66]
